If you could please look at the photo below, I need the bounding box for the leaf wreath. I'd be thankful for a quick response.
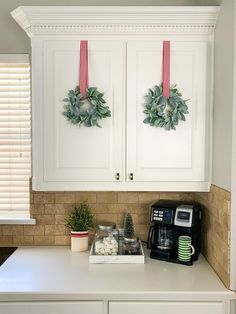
[143,84,189,130]
[63,86,111,128]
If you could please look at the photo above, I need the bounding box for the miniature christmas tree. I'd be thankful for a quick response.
[123,212,135,239]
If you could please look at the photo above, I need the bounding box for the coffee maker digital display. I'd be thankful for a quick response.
[147,200,202,266]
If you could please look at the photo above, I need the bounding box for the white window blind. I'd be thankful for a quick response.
[0,55,31,217]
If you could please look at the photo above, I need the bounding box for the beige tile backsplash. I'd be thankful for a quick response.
[0,190,194,246]
[195,185,231,288]
[0,185,231,288]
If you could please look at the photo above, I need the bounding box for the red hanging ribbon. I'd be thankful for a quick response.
[79,41,89,97]
[162,41,170,99]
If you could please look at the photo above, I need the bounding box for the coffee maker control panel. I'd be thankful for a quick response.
[174,205,193,227]
[152,207,175,225]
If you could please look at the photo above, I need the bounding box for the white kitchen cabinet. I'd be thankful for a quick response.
[127,41,208,183]
[11,6,219,191]
[0,301,227,314]
[0,301,104,314]
[109,301,225,314]
[42,40,125,183]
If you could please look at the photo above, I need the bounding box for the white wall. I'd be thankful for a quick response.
[229,0,236,292]
[211,0,234,191]
[0,0,199,53]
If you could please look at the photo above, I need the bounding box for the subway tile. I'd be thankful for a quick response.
[126,204,150,215]
[55,193,75,204]
[118,192,139,204]
[107,203,128,213]
[91,203,109,214]
[55,235,70,245]
[45,225,65,236]
[196,184,230,288]
[3,225,24,236]
[45,204,73,214]
[179,192,195,202]
[34,215,55,225]
[138,214,149,225]
[30,204,45,215]
[0,236,13,246]
[55,215,66,225]
[159,193,180,200]
[24,225,45,236]
[33,193,44,204]
[30,194,34,204]
[96,213,118,225]
[34,236,55,246]
[33,193,55,204]
[117,213,125,227]
[96,192,118,204]
[13,236,34,246]
[138,192,160,204]
[44,193,55,204]
[211,184,230,201]
[75,192,97,203]
[222,212,229,229]
[223,200,231,215]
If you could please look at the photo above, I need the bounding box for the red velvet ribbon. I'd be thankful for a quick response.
[162,41,170,99]
[79,41,89,97]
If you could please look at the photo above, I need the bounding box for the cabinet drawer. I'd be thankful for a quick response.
[0,301,103,314]
[109,301,225,314]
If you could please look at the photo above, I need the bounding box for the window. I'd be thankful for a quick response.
[0,55,34,224]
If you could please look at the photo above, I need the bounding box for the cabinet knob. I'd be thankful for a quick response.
[116,173,120,181]
[129,173,134,181]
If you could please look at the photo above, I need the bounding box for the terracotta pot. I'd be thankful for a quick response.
[71,231,89,252]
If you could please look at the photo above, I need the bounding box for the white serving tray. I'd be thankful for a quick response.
[89,240,145,264]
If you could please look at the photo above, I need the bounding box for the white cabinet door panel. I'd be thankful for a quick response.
[43,40,125,182]
[0,301,103,314]
[109,301,224,314]
[127,41,208,182]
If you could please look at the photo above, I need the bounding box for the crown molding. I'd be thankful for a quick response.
[11,6,220,37]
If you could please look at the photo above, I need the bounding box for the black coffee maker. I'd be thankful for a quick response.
[147,200,202,265]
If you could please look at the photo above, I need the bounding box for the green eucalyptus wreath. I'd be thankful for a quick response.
[63,86,111,127]
[143,84,189,130]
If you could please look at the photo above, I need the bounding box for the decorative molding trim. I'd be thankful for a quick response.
[24,24,216,37]
[11,6,220,37]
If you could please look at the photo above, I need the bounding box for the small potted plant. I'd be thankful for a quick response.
[65,202,94,252]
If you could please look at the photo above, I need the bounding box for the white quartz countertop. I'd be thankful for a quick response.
[0,246,235,302]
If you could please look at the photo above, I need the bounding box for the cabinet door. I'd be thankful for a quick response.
[40,40,125,184]
[0,301,103,314]
[127,41,209,183]
[109,301,225,314]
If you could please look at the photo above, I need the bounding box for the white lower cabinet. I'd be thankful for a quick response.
[0,301,103,314]
[0,300,229,314]
[109,301,225,314]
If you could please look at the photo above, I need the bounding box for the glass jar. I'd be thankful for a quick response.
[122,238,140,255]
[94,222,119,255]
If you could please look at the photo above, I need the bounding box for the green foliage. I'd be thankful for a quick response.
[63,86,111,127]
[123,212,135,239]
[65,202,94,232]
[143,84,189,130]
